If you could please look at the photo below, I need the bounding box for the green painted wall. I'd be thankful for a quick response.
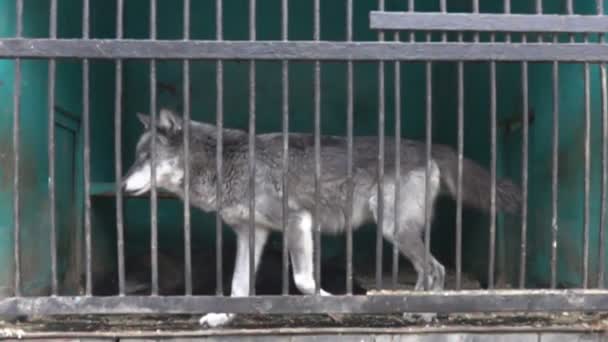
[0,0,606,295]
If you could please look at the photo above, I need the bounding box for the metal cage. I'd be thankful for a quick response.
[1,0,608,324]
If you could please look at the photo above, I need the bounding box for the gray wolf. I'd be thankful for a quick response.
[123,108,521,327]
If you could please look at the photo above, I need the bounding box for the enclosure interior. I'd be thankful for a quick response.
[0,0,606,296]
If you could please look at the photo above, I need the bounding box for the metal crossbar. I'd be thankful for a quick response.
[370,12,608,33]
[3,39,608,62]
[1,291,608,316]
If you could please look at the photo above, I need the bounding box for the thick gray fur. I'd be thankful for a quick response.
[123,108,522,327]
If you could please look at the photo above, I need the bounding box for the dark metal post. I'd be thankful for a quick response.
[48,0,58,296]
[183,0,193,296]
[115,0,126,296]
[149,0,159,296]
[423,32,433,291]
[248,0,257,296]
[313,0,322,295]
[392,31,401,290]
[520,43,529,289]
[550,43,560,289]
[13,0,23,298]
[281,0,290,296]
[83,0,92,297]
[345,0,354,296]
[376,0,385,291]
[215,0,224,296]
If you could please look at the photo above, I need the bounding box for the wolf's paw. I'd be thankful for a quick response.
[199,313,235,328]
[402,312,437,323]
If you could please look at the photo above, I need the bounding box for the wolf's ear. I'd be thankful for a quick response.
[158,107,183,133]
[136,112,151,129]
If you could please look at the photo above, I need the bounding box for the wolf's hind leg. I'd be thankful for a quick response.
[370,165,444,322]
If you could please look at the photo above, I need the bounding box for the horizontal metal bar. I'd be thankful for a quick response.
[2,291,608,316]
[370,12,608,33]
[3,39,608,61]
[10,326,608,340]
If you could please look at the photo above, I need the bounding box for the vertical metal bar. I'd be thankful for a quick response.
[489,56,497,290]
[183,0,193,296]
[473,0,479,42]
[392,31,401,290]
[600,0,607,290]
[313,0,322,295]
[408,0,414,42]
[281,0,290,296]
[600,62,608,289]
[149,0,159,296]
[13,0,23,298]
[115,0,125,297]
[598,0,606,291]
[248,0,257,296]
[439,0,447,42]
[456,33,464,290]
[48,0,58,296]
[345,0,354,296]
[83,0,92,297]
[376,0,385,291]
[215,0,223,297]
[536,0,542,13]
[550,49,559,289]
[504,0,511,42]
[519,45,529,289]
[423,33,432,291]
[583,56,591,289]
[536,0,543,42]
[567,0,574,43]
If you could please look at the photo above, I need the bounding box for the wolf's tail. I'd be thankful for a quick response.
[433,145,521,215]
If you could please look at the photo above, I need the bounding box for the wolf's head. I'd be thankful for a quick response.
[123,108,186,195]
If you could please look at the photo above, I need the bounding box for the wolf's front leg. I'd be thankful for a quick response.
[199,227,269,328]
[288,212,331,296]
